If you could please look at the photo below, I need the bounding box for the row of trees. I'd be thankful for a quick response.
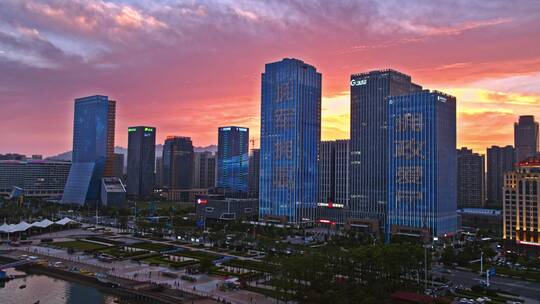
[263,243,428,303]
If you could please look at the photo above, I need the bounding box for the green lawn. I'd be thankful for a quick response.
[223,259,272,272]
[140,255,198,269]
[130,242,175,252]
[98,247,147,259]
[173,250,221,261]
[53,240,108,252]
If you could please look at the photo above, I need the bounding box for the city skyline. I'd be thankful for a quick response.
[1,1,540,157]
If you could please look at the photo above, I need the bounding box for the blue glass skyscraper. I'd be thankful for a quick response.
[259,58,321,224]
[62,95,116,205]
[349,70,421,232]
[387,90,457,239]
[217,126,249,196]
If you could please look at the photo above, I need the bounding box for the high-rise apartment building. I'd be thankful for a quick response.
[217,126,249,196]
[62,95,116,205]
[192,151,216,189]
[162,136,193,190]
[503,157,540,247]
[457,147,485,208]
[487,145,515,209]
[349,69,422,230]
[387,91,457,239]
[155,156,163,188]
[514,115,539,162]
[127,126,156,198]
[248,149,260,199]
[259,58,321,224]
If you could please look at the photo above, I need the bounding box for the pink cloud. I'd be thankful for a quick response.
[0,0,539,156]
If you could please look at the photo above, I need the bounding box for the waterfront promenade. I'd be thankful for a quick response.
[0,230,274,304]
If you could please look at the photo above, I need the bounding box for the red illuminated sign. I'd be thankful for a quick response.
[197,199,208,205]
[517,157,540,167]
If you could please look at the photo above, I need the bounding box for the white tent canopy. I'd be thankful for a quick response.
[32,219,55,228]
[0,218,77,233]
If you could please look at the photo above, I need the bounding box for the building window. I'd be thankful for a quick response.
[244,208,253,213]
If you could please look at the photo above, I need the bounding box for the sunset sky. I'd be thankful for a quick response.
[1,0,539,157]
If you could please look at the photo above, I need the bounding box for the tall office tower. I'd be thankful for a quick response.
[155,156,163,188]
[487,145,515,209]
[127,126,156,198]
[217,126,249,196]
[113,153,124,179]
[192,151,216,189]
[457,147,485,208]
[248,148,260,199]
[317,140,349,223]
[162,136,193,190]
[349,69,422,230]
[62,95,116,205]
[514,115,539,162]
[387,91,457,239]
[503,157,540,247]
[259,58,321,224]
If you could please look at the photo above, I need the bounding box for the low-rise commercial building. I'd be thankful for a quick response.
[195,194,258,221]
[0,160,71,198]
[457,208,502,236]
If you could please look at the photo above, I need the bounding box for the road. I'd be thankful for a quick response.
[433,266,540,301]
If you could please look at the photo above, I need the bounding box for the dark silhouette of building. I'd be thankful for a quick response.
[193,151,216,189]
[248,148,260,199]
[317,140,349,224]
[162,136,193,201]
[514,115,538,162]
[127,126,156,198]
[155,156,163,188]
[457,147,485,208]
[113,153,124,179]
[0,154,26,161]
[487,145,515,209]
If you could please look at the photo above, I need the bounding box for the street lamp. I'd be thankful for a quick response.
[480,250,483,274]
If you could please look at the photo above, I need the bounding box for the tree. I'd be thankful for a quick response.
[441,246,456,267]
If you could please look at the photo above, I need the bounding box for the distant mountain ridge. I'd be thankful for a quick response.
[47,144,217,162]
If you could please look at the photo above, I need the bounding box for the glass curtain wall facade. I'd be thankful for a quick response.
[349,70,421,228]
[217,126,249,195]
[62,95,115,205]
[127,126,156,198]
[387,91,457,239]
[259,58,321,224]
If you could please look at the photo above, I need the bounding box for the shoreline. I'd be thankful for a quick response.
[0,254,203,304]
